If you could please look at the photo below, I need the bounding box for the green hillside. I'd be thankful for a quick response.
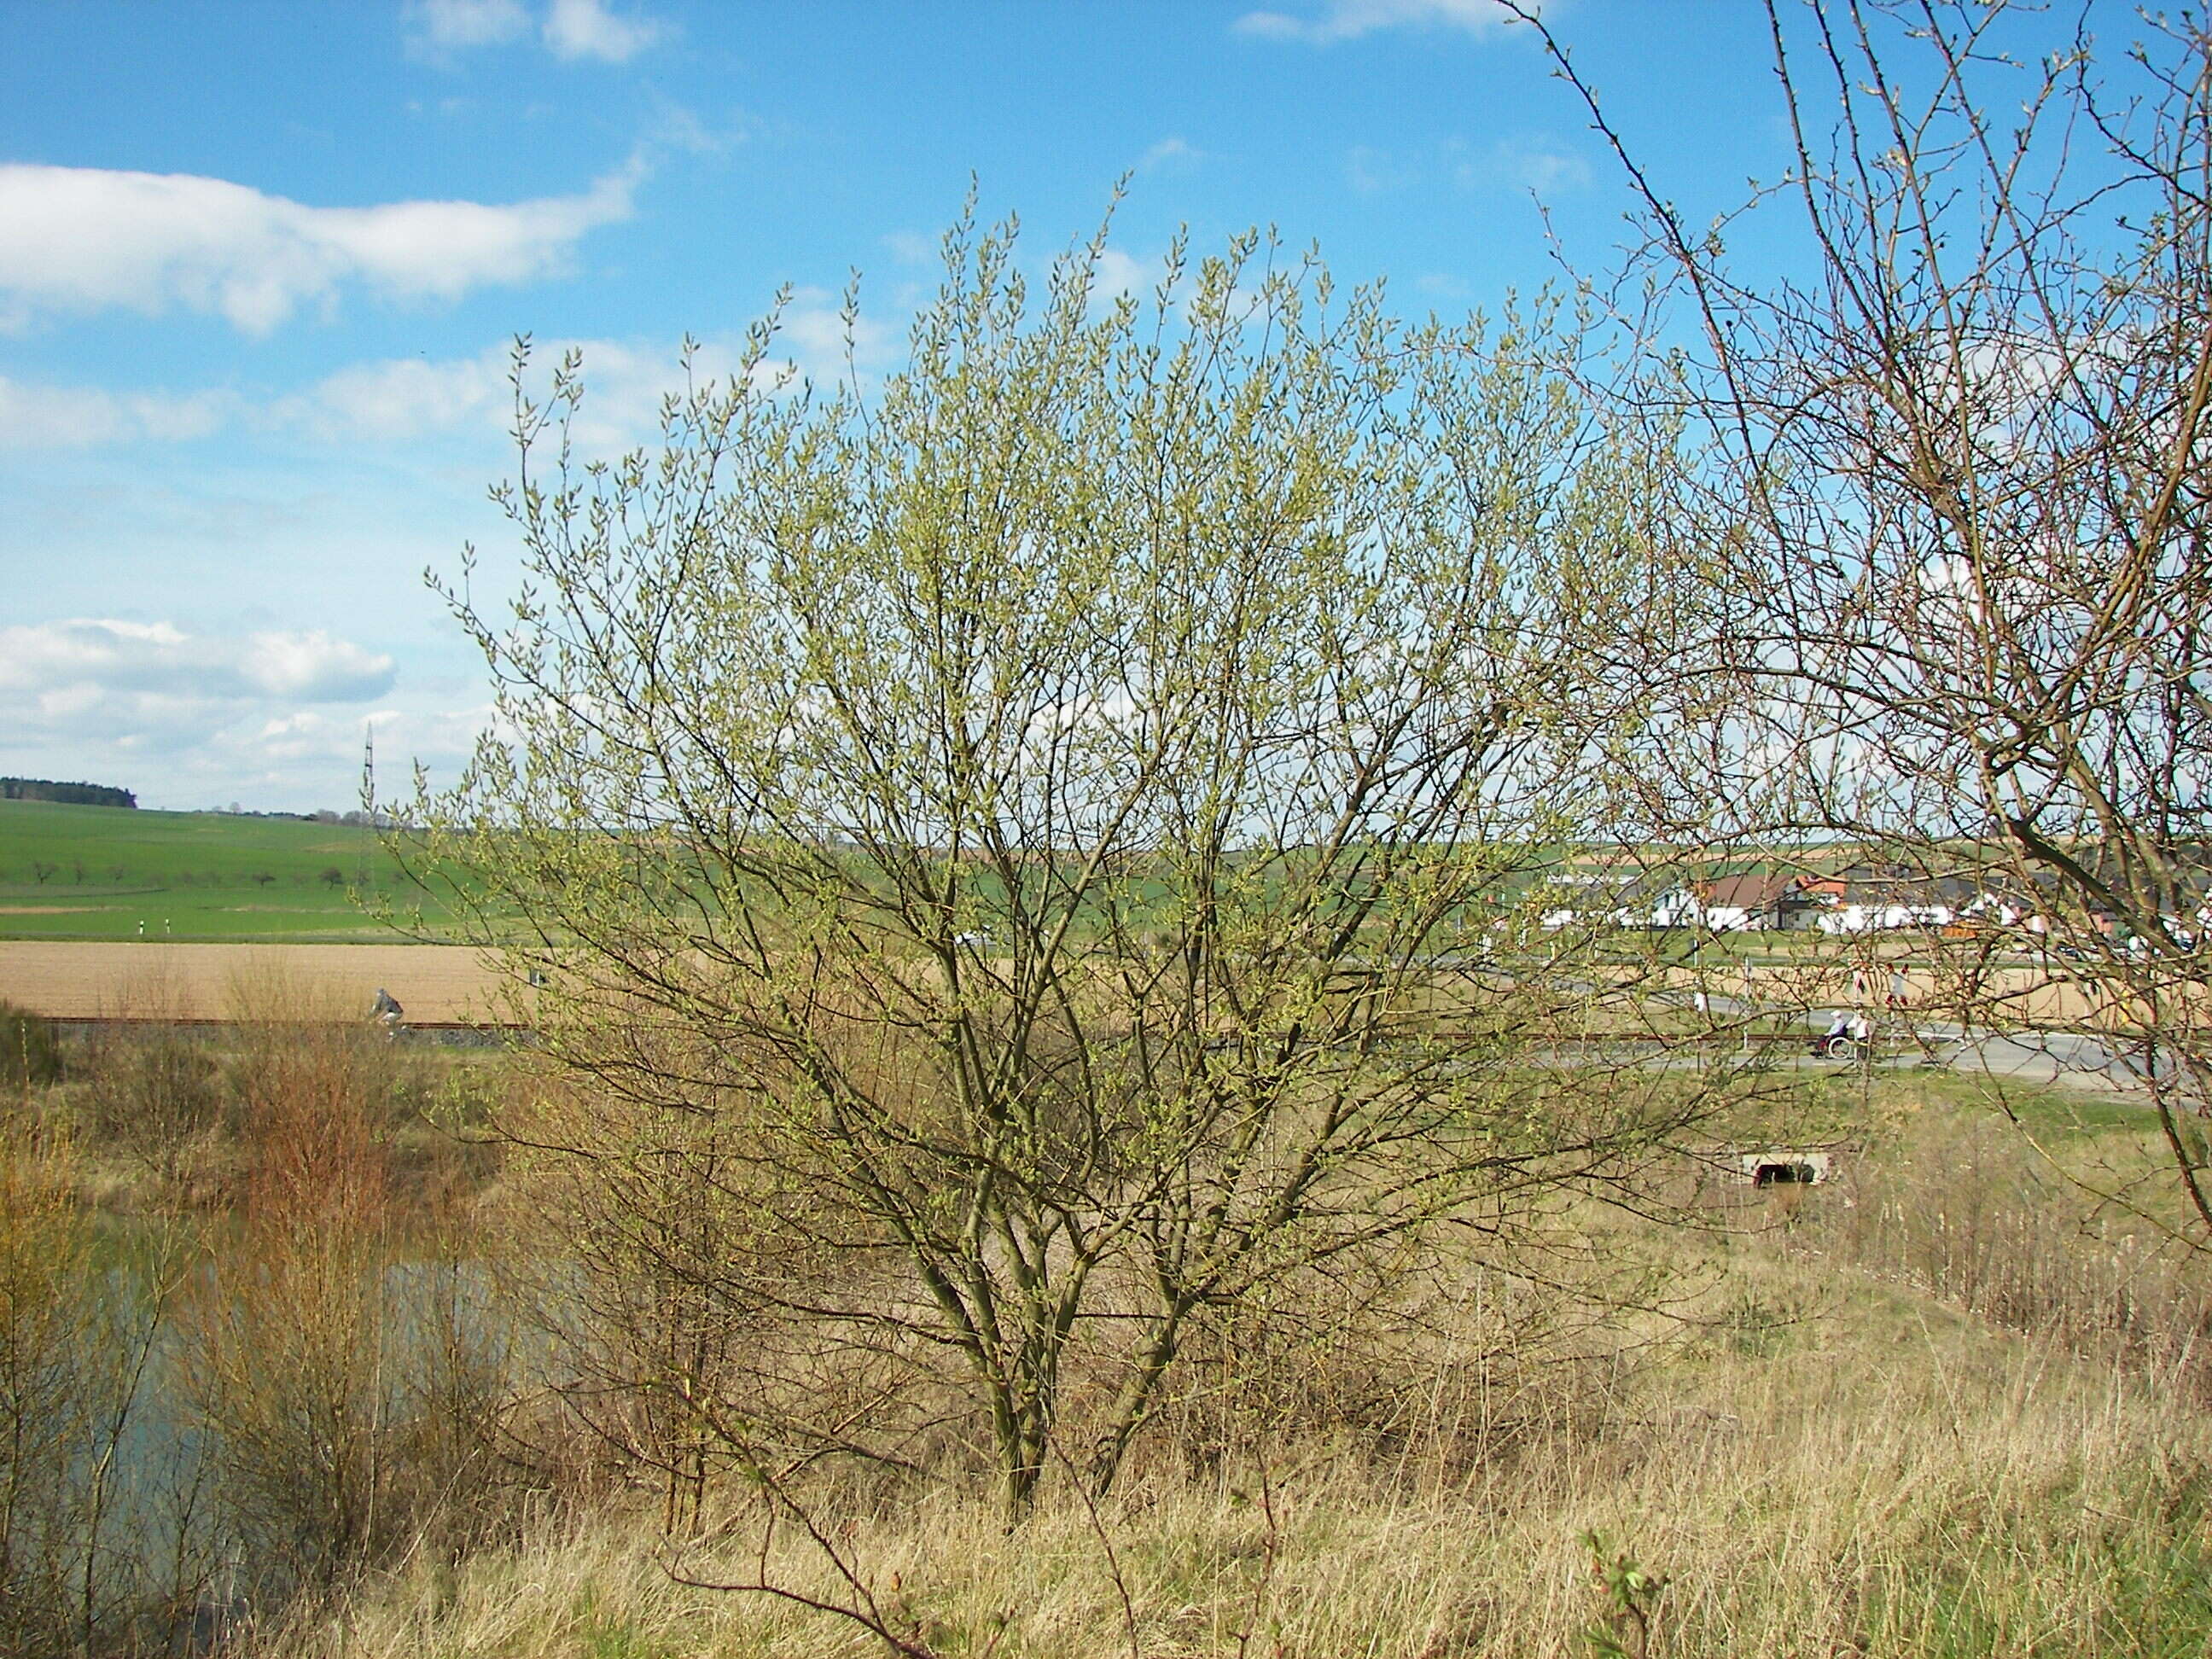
[0,800,460,941]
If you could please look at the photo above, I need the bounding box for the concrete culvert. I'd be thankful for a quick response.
[1754,1161,1818,1187]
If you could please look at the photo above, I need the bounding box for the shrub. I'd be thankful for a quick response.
[0,1000,62,1091]
[82,1032,225,1180]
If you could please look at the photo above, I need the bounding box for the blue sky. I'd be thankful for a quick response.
[0,0,1953,809]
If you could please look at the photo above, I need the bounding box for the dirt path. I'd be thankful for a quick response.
[0,942,515,1023]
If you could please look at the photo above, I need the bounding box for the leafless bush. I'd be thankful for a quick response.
[160,975,521,1608]
[177,1204,521,1610]
[492,1062,940,1537]
[1132,1226,1673,1499]
[0,1114,90,1653]
[222,975,401,1231]
[79,1031,226,1189]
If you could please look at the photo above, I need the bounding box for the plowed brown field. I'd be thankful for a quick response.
[0,942,515,1023]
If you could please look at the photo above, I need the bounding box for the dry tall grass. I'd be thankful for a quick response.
[1795,1102,2212,1401]
[254,1250,2212,1658]
[249,1103,2212,1659]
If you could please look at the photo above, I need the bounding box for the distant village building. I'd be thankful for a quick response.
[1695,874,1812,932]
[1528,858,2144,939]
[1802,868,1993,934]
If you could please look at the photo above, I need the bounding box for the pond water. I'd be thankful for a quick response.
[18,1219,520,1650]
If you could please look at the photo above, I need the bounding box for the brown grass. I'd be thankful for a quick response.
[235,1079,2212,1658]
[252,1249,2212,1658]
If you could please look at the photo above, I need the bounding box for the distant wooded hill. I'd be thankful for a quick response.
[0,777,137,809]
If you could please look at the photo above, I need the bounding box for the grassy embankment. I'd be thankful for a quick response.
[387,1080,2210,1659]
[0,799,456,942]
[277,1073,2212,1657]
[8,987,2210,1658]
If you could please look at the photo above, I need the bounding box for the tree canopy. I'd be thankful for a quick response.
[414,210,1754,1514]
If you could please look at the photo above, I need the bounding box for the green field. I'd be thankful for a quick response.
[0,800,457,942]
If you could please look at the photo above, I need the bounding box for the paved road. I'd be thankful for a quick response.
[1897,1022,2173,1093]
[1791,1004,2187,1098]
[1667,983,2184,1099]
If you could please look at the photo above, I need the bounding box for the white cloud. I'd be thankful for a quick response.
[882,230,936,266]
[645,100,748,157]
[294,349,513,444]
[408,0,665,62]
[1342,135,1586,199]
[1092,250,1163,301]
[242,704,485,771]
[771,288,897,387]
[312,338,700,446]
[295,301,893,447]
[241,632,399,701]
[0,300,895,455]
[0,376,237,447]
[544,0,664,61]
[0,249,924,467]
[0,620,395,707]
[1347,144,1406,195]
[2,696,493,814]
[2,348,554,451]
[411,0,529,49]
[1139,137,1204,172]
[1477,136,1591,192]
[296,338,704,448]
[0,161,637,334]
[0,620,422,811]
[1235,0,1531,44]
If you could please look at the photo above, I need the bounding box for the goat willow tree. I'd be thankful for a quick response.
[414,215,1733,1517]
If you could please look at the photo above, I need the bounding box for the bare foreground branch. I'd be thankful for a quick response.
[1511,0,2212,1243]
